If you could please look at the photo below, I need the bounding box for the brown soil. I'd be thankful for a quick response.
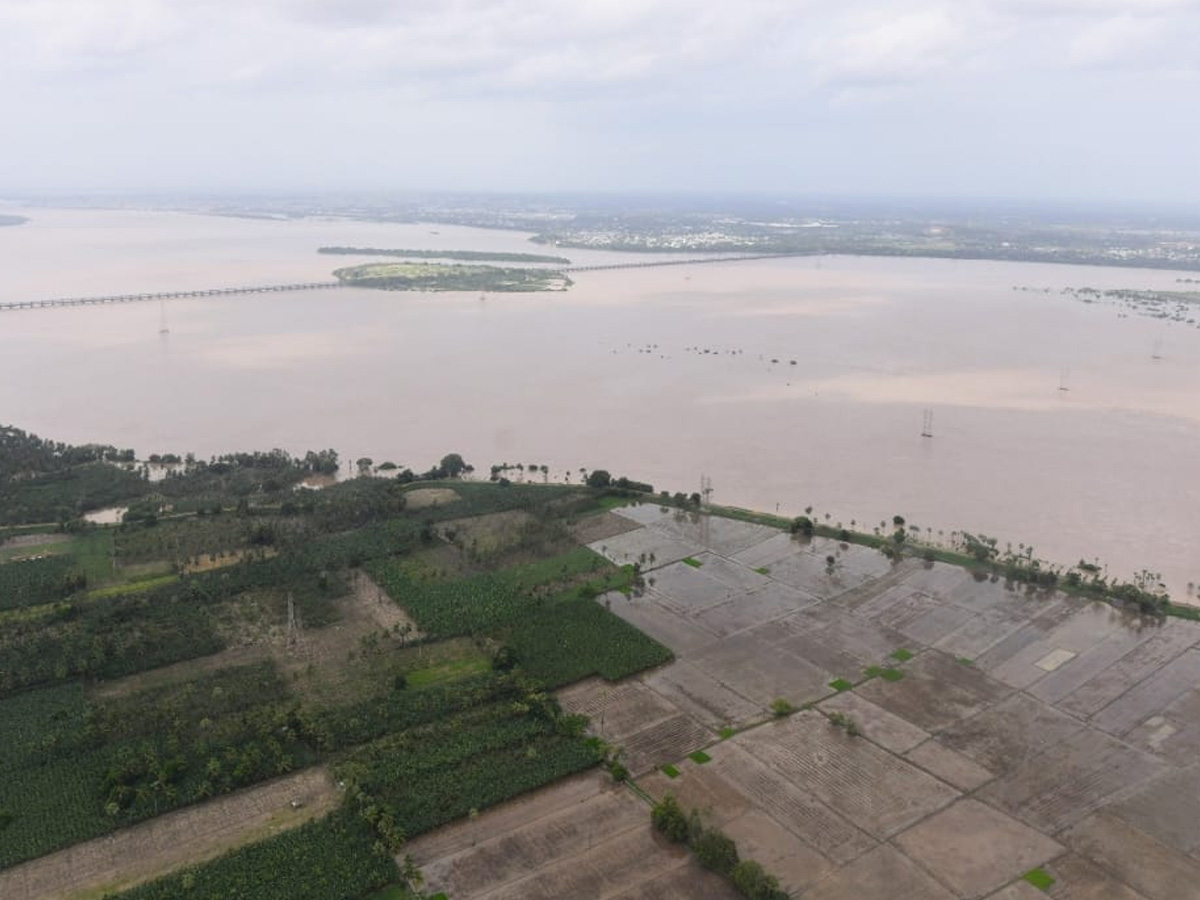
[92,570,417,704]
[181,548,277,574]
[0,768,340,900]
[0,533,71,550]
[89,645,272,700]
[568,510,642,546]
[405,487,461,509]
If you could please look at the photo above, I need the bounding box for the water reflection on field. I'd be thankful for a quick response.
[0,208,1197,599]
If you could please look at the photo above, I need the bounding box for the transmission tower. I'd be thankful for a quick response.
[286,593,303,653]
[1152,338,1164,361]
[920,408,934,438]
[1058,366,1070,392]
[699,474,713,548]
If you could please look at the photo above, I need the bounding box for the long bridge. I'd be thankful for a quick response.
[0,281,342,311]
[0,254,795,312]
[563,253,793,273]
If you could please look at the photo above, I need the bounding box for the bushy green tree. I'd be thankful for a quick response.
[732,859,788,900]
[650,792,689,843]
[693,827,739,876]
[586,470,612,488]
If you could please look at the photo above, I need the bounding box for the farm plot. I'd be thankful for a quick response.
[855,650,1013,732]
[367,546,619,638]
[976,726,1165,833]
[0,553,82,610]
[333,699,602,840]
[588,526,703,570]
[0,767,340,900]
[505,599,674,688]
[734,712,960,840]
[611,504,778,558]
[0,661,316,870]
[584,511,1200,900]
[405,770,739,900]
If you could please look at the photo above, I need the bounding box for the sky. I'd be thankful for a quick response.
[1,0,1198,204]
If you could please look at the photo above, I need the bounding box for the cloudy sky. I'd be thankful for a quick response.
[2,0,1198,204]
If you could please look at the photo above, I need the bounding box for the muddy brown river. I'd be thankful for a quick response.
[1,207,1197,600]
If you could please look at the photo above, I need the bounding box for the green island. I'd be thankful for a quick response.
[319,246,571,265]
[333,261,572,292]
[1,425,1194,900]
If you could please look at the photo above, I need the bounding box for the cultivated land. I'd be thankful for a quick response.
[541,503,1200,900]
[4,427,1200,900]
[0,768,339,900]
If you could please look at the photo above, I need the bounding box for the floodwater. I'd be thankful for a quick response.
[1,207,1197,600]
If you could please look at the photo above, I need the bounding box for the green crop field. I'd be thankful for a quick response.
[0,428,682,895]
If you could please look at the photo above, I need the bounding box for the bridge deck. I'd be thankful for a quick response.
[0,282,342,311]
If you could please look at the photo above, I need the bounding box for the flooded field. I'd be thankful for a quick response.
[397,505,1200,899]
[576,505,1200,900]
[0,206,1197,597]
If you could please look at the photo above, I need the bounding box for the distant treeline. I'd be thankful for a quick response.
[319,246,571,264]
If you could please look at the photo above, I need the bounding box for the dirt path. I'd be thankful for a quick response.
[0,768,340,900]
[350,569,421,636]
[89,644,271,700]
[0,533,71,550]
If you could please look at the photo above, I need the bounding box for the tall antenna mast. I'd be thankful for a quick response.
[921,408,934,438]
[1058,366,1070,392]
[158,298,169,335]
[1152,338,1163,361]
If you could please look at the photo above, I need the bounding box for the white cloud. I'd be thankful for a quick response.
[0,0,1198,198]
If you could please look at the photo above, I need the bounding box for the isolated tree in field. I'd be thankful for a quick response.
[732,859,788,900]
[693,827,739,875]
[651,792,690,843]
[789,516,814,537]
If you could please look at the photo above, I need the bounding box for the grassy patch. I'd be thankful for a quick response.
[71,529,116,586]
[681,556,703,568]
[662,763,680,778]
[0,538,71,563]
[1167,603,1200,621]
[770,698,795,717]
[405,655,491,688]
[890,648,914,662]
[957,657,975,666]
[688,750,712,764]
[864,666,905,682]
[86,574,178,599]
[829,678,854,692]
[1023,867,1056,890]
[596,495,633,512]
[719,726,736,740]
[754,566,770,575]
